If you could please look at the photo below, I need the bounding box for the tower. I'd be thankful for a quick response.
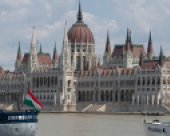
[139,51,144,67]
[124,28,133,68]
[52,42,58,68]
[60,23,76,112]
[15,41,22,72]
[103,31,111,68]
[60,22,71,71]
[77,0,83,22]
[125,28,132,52]
[159,46,164,67]
[147,31,154,59]
[39,43,42,54]
[29,26,38,72]
[67,0,96,71]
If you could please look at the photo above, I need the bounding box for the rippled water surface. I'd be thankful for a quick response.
[36,113,170,136]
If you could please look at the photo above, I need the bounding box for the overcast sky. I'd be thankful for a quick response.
[0,0,170,70]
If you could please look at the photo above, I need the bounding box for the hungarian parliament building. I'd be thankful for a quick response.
[0,2,170,112]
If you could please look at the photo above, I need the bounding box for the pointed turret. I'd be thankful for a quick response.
[63,21,68,44]
[29,26,38,72]
[147,31,154,59]
[159,46,164,67]
[61,22,71,71]
[72,39,77,70]
[39,43,42,54]
[16,41,22,60]
[52,42,58,61]
[139,51,144,67]
[15,41,22,72]
[77,0,83,22]
[103,31,111,68]
[125,28,132,51]
[104,31,111,55]
[52,42,58,68]
[31,26,36,48]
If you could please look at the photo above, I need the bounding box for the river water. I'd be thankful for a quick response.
[36,113,170,136]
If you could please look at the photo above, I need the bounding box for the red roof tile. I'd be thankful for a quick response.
[141,60,159,69]
[38,53,52,65]
[21,53,52,65]
[68,22,95,44]
[164,61,170,68]
[112,44,146,58]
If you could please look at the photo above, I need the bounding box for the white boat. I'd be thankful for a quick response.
[0,109,38,136]
[144,119,170,136]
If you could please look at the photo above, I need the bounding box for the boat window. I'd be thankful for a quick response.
[153,119,159,122]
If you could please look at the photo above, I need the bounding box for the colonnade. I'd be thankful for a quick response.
[77,90,134,103]
[0,92,23,103]
[132,94,162,105]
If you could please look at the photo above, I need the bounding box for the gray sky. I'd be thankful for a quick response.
[0,0,170,70]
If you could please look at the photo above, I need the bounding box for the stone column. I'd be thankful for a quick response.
[137,95,139,105]
[146,94,149,105]
[152,95,155,105]
[157,95,160,105]
[132,94,135,105]
[54,93,57,105]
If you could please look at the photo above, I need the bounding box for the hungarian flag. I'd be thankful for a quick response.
[24,90,43,112]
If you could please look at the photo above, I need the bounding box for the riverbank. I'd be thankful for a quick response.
[41,111,143,115]
[40,111,170,116]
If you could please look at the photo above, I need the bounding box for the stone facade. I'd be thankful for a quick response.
[0,2,170,112]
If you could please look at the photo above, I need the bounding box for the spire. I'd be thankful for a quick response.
[147,31,154,59]
[105,31,111,55]
[77,0,83,22]
[17,41,22,60]
[39,43,42,53]
[63,21,68,43]
[159,46,164,66]
[148,31,152,45]
[31,26,36,47]
[126,28,131,43]
[139,51,144,67]
[53,42,58,61]
[125,28,132,51]
[29,26,38,71]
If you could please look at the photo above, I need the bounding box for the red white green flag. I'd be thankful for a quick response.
[24,90,43,112]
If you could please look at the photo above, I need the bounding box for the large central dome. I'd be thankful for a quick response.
[67,2,95,44]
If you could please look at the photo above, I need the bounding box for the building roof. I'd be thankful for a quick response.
[38,53,52,65]
[21,53,52,65]
[67,1,95,44]
[112,44,146,58]
[141,60,159,69]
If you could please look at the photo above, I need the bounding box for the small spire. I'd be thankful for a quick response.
[77,0,83,22]
[31,26,36,46]
[17,41,22,60]
[105,30,111,55]
[147,31,154,58]
[126,28,131,43]
[63,21,68,43]
[139,51,144,66]
[125,28,132,51]
[159,46,164,66]
[53,42,58,61]
[39,43,42,53]
[148,31,152,45]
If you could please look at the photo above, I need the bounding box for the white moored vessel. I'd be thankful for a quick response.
[144,120,170,136]
[0,110,38,136]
